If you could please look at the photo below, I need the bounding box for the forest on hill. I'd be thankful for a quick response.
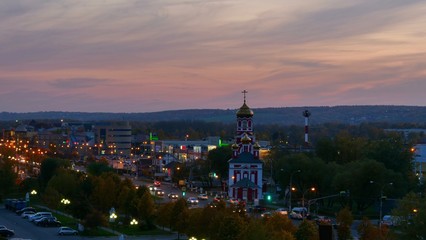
[1,105,426,125]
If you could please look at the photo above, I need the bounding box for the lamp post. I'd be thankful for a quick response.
[130,218,138,226]
[302,187,316,209]
[370,181,393,230]
[289,170,301,211]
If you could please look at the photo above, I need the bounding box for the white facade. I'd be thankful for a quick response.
[414,143,426,181]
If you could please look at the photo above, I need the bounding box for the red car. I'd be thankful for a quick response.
[154,181,161,187]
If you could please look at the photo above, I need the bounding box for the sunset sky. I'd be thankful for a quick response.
[1,0,426,113]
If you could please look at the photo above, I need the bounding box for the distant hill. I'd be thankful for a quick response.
[1,105,426,125]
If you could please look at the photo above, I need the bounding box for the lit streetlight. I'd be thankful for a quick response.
[130,218,138,225]
[289,170,301,211]
[61,198,71,205]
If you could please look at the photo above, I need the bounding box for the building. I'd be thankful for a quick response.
[414,143,426,181]
[228,92,263,202]
[93,121,132,156]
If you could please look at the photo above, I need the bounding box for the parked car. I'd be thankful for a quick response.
[21,210,37,218]
[168,193,179,199]
[58,226,78,235]
[29,212,53,222]
[16,206,36,215]
[197,194,208,200]
[36,218,62,227]
[187,197,199,205]
[34,216,57,225]
[0,228,15,237]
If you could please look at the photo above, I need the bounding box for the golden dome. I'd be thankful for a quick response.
[232,143,239,149]
[237,102,254,117]
[241,133,251,143]
[253,142,261,149]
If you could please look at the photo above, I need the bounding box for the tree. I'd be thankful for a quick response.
[212,214,245,240]
[295,220,319,240]
[336,207,353,240]
[170,198,189,234]
[357,217,386,240]
[392,192,426,239]
[86,161,113,176]
[38,158,69,190]
[238,218,295,240]
[136,191,156,230]
[333,159,400,212]
[156,202,174,230]
[0,156,17,199]
[84,209,108,230]
[207,146,232,178]
[264,213,297,235]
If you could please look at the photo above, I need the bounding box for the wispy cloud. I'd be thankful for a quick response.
[49,78,112,89]
[0,0,425,112]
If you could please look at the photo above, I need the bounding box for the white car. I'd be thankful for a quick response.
[275,208,288,215]
[197,194,208,200]
[58,226,78,235]
[187,197,199,205]
[21,211,36,219]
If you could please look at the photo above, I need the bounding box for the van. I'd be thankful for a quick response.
[29,212,52,222]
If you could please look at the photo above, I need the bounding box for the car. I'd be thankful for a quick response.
[36,218,62,227]
[250,205,267,213]
[16,206,36,215]
[228,198,239,205]
[0,228,15,237]
[21,210,37,218]
[168,193,179,199]
[197,193,208,200]
[34,216,57,225]
[290,207,307,220]
[187,197,199,205]
[314,215,332,225]
[155,189,165,197]
[261,211,273,218]
[58,226,78,235]
[148,185,157,191]
[154,180,161,187]
[275,208,288,215]
[29,212,53,222]
[381,215,400,227]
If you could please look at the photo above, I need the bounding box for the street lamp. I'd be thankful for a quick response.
[61,198,71,205]
[302,187,316,208]
[289,170,301,211]
[130,218,138,225]
[370,181,393,229]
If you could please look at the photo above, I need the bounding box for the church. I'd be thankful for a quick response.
[228,91,263,202]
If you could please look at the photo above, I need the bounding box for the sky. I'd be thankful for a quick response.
[1,0,426,113]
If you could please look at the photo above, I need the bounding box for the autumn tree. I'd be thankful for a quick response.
[336,207,353,240]
[295,220,319,240]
